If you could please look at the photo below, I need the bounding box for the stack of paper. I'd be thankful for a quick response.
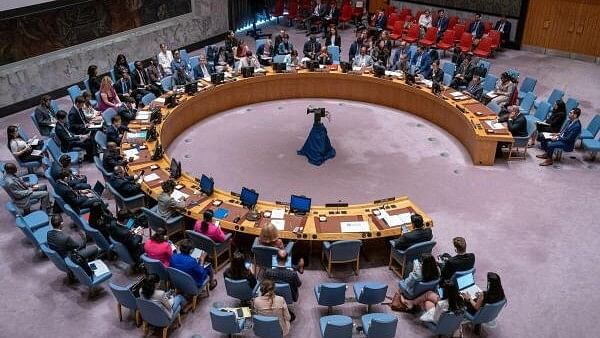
[271,208,285,219]
[154,97,166,103]
[123,148,139,157]
[341,221,370,233]
[190,248,206,260]
[170,190,189,201]
[135,111,151,120]
[271,219,285,230]
[143,173,160,182]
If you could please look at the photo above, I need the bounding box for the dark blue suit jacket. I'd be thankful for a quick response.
[469,20,485,39]
[194,63,216,79]
[55,121,80,152]
[105,125,122,145]
[435,16,449,34]
[494,20,512,41]
[558,119,582,152]
[410,52,432,78]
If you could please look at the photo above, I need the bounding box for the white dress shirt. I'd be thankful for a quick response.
[157,50,174,75]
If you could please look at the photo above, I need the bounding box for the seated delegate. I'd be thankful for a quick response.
[34,95,56,136]
[54,170,102,212]
[419,281,465,330]
[50,154,90,190]
[194,209,227,243]
[170,239,217,290]
[254,279,292,336]
[394,214,432,250]
[7,125,44,163]
[224,251,257,289]
[140,273,186,319]
[391,253,440,312]
[439,237,475,281]
[143,226,173,267]
[462,272,506,314]
[108,166,142,198]
[47,214,98,261]
[530,99,567,147]
[102,141,127,173]
[2,162,51,213]
[537,107,582,166]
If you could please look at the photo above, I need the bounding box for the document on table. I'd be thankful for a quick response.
[484,120,505,130]
[485,92,499,99]
[126,131,147,139]
[143,173,160,182]
[450,91,463,97]
[29,139,40,146]
[271,208,285,219]
[170,190,189,201]
[135,111,151,120]
[421,79,433,88]
[88,260,109,277]
[123,148,139,157]
[340,221,370,233]
[385,71,402,77]
[271,219,285,230]
[154,97,166,103]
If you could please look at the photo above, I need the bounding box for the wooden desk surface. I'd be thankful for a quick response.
[122,70,516,240]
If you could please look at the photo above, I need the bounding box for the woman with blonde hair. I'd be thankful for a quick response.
[259,222,305,273]
[98,76,122,112]
[254,279,292,336]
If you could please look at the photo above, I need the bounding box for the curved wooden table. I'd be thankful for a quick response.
[124,71,510,240]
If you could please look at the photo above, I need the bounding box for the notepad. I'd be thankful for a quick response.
[450,91,463,97]
[123,148,139,157]
[135,112,151,120]
[491,122,505,129]
[340,221,369,233]
[88,260,109,277]
[170,189,188,201]
[271,208,285,219]
[214,208,229,219]
[154,97,166,103]
[143,173,160,182]
[271,219,285,230]
[190,248,206,260]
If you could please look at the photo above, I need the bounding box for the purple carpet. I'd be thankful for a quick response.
[1,22,600,338]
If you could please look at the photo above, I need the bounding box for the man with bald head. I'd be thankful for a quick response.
[108,165,142,198]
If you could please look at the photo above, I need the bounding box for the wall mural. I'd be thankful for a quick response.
[0,0,191,66]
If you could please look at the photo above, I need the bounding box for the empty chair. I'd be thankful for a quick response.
[314,283,346,314]
[482,74,498,93]
[436,30,455,54]
[425,311,464,336]
[321,240,362,277]
[419,27,438,47]
[353,282,388,312]
[486,101,502,114]
[518,76,537,100]
[108,282,140,325]
[142,207,184,237]
[224,277,254,304]
[94,155,113,182]
[473,37,492,58]
[465,299,507,335]
[442,61,456,78]
[167,267,208,312]
[579,114,600,141]
[402,24,420,44]
[141,93,156,106]
[14,209,49,232]
[186,230,232,271]
[319,314,353,338]
[178,49,189,62]
[253,315,283,338]
[161,76,174,91]
[107,182,145,213]
[40,243,73,280]
[102,108,118,126]
[136,298,182,338]
[389,21,405,41]
[519,92,537,115]
[251,237,294,273]
[141,254,170,286]
[210,307,245,337]
[361,313,398,338]
[67,85,82,104]
[388,240,436,278]
[535,88,564,108]
[275,282,294,305]
[110,237,136,268]
[458,32,473,53]
[443,73,453,86]
[15,214,52,252]
[582,137,600,160]
[478,59,491,74]
[94,131,108,152]
[65,257,112,296]
[526,101,552,124]
[565,97,579,113]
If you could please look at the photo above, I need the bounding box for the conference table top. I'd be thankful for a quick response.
[122,68,512,240]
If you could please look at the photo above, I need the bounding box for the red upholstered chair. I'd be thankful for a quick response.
[386,13,398,31]
[414,11,423,23]
[448,16,459,29]
[339,4,353,29]
[385,5,396,17]
[488,30,501,50]
[436,30,455,54]
[453,24,465,43]
[399,8,412,21]
[419,27,438,47]
[403,24,420,44]
[484,21,493,34]
[473,37,492,58]
[458,32,473,53]
[390,21,405,41]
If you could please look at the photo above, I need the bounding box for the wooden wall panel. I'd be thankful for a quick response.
[523,0,600,57]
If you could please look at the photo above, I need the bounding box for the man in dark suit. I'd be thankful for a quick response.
[303,32,322,60]
[469,13,485,40]
[498,105,527,137]
[105,115,128,146]
[464,75,484,101]
[55,170,102,212]
[434,9,449,41]
[131,61,162,98]
[304,0,327,32]
[108,166,142,198]
[322,1,340,31]
[114,70,136,103]
[494,15,512,46]
[55,110,91,155]
[68,96,88,135]
[47,214,98,260]
[257,40,275,66]
[394,214,433,250]
[538,108,582,166]
[369,9,387,35]
[194,54,216,79]
[263,249,302,321]
[439,237,475,281]
[103,142,127,173]
[429,60,443,83]
[34,95,56,136]
[50,154,90,190]
[410,46,432,79]
[274,29,287,52]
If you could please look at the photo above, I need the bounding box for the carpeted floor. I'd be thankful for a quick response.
[1,21,600,338]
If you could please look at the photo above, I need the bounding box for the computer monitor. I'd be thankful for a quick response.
[373,63,386,77]
[199,174,214,195]
[273,62,287,73]
[241,66,254,78]
[340,61,351,73]
[290,195,311,214]
[211,72,224,84]
[169,158,181,179]
[185,81,198,95]
[240,187,259,209]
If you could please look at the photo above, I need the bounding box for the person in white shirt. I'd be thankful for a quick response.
[418,10,433,37]
[352,46,373,69]
[237,51,262,72]
[157,43,174,76]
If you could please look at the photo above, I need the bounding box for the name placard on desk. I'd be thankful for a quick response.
[340,221,370,233]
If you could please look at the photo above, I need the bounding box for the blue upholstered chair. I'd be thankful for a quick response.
[314,283,346,314]
[109,69,117,82]
[478,59,491,74]
[167,267,209,312]
[486,101,502,114]
[67,85,82,104]
[579,114,600,141]
[388,240,436,278]
[526,101,551,124]
[62,203,112,255]
[321,240,362,277]
[451,267,477,287]
[319,314,353,338]
[40,243,73,281]
[14,209,49,232]
[127,61,136,73]
[361,313,398,338]
[482,74,497,93]
[224,277,254,304]
[442,61,456,77]
[107,182,145,213]
[519,92,537,115]
[178,49,190,62]
[275,282,294,305]
[142,207,184,237]
[327,46,341,64]
[94,131,108,152]
[108,282,140,325]
[161,76,174,91]
[136,298,182,338]
[109,237,136,268]
[5,201,19,217]
[582,136,600,160]
[51,190,89,215]
[252,237,294,273]
[517,76,537,100]
[30,112,44,136]
[465,299,507,335]
[565,97,579,113]
[15,214,51,252]
[535,88,564,109]
[425,311,464,336]
[46,138,80,165]
[443,73,453,86]
[141,254,170,286]
[273,55,286,64]
[186,229,232,271]
[399,278,440,300]
[353,282,388,312]
[65,257,112,296]
[253,315,283,338]
[102,108,118,126]
[94,155,113,182]
[507,119,536,160]
[210,307,245,336]
[141,93,156,106]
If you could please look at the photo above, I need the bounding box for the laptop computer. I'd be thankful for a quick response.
[93,181,104,196]
[457,273,482,299]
